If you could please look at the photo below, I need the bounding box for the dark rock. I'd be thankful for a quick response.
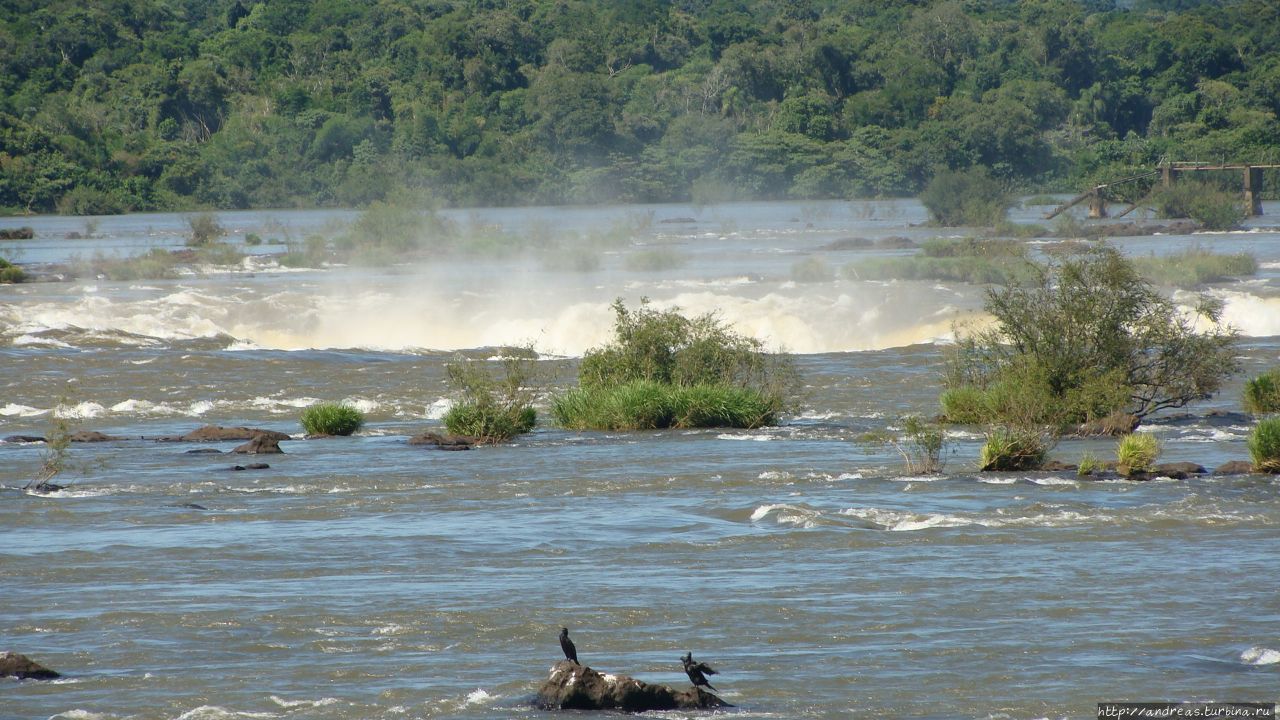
[1213,460,1257,476]
[1154,462,1206,476]
[231,436,283,454]
[69,430,123,442]
[536,660,730,712]
[185,448,223,454]
[1041,460,1078,472]
[659,217,698,224]
[820,237,873,251]
[173,503,208,510]
[408,431,473,450]
[0,651,60,680]
[0,227,35,240]
[4,435,46,443]
[161,425,292,443]
[1076,413,1140,437]
[229,463,270,471]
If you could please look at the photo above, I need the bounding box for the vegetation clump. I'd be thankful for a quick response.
[1149,181,1247,231]
[300,403,366,436]
[1132,249,1257,287]
[552,300,792,430]
[942,244,1238,428]
[186,213,225,246]
[1116,432,1161,476]
[847,236,1035,286]
[0,256,25,283]
[1248,417,1280,473]
[1243,369,1280,415]
[979,426,1052,471]
[919,167,1012,227]
[442,350,539,443]
[862,415,949,474]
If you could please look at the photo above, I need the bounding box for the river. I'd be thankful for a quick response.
[2,200,1278,719]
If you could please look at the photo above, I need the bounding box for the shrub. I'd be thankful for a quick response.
[979,426,1052,471]
[551,381,778,430]
[1116,432,1160,475]
[0,257,25,283]
[300,402,365,436]
[1243,369,1280,415]
[863,415,949,474]
[919,167,1013,227]
[1248,417,1280,473]
[1149,180,1247,231]
[187,213,225,246]
[442,350,539,442]
[556,299,794,430]
[942,244,1238,426]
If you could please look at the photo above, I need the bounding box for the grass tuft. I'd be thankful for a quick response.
[1248,417,1280,473]
[1116,432,1160,475]
[1243,369,1280,415]
[300,402,365,436]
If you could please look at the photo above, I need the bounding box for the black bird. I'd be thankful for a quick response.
[681,652,718,691]
[559,627,579,664]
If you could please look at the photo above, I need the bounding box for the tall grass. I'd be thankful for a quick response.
[300,403,365,436]
[846,237,1034,286]
[1248,417,1280,473]
[1132,249,1257,287]
[1243,368,1280,415]
[979,426,1051,471]
[551,381,778,430]
[1116,432,1160,475]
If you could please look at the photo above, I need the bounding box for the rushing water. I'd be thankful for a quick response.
[2,200,1279,720]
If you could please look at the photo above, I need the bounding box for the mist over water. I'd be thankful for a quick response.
[3,200,1279,719]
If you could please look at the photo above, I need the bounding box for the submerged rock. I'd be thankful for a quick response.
[407,431,473,450]
[232,436,283,454]
[162,425,291,443]
[69,430,123,442]
[1076,413,1140,437]
[0,651,60,680]
[536,660,730,712]
[1153,462,1206,479]
[4,435,46,443]
[1213,460,1257,475]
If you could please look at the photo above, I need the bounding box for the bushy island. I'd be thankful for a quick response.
[553,300,793,431]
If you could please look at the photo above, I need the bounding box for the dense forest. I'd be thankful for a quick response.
[1,0,1277,214]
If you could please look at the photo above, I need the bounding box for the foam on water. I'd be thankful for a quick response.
[1240,646,1280,666]
[1,403,45,417]
[840,506,973,531]
[173,707,278,720]
[268,696,339,709]
[750,503,821,527]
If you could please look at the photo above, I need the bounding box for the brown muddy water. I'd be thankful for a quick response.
[2,200,1279,719]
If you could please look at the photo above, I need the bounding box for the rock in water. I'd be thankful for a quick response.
[536,660,730,712]
[0,651,61,680]
[407,431,473,450]
[232,435,284,454]
[164,425,291,442]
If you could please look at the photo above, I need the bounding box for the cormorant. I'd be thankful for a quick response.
[559,627,578,664]
[681,652,718,691]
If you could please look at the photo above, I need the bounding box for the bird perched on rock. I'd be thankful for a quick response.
[559,627,578,664]
[681,652,717,691]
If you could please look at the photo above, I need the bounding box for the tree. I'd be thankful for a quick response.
[944,245,1239,425]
